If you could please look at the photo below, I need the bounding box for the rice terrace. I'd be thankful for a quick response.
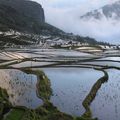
[0,0,120,120]
[0,47,120,120]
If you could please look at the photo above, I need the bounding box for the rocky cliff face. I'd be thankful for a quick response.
[0,0,65,45]
[0,0,45,33]
[0,0,103,46]
[0,0,45,23]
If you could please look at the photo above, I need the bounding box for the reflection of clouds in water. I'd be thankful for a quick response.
[0,70,42,108]
[43,68,103,116]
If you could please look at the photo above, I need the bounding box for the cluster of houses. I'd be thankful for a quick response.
[37,36,90,49]
[0,29,119,50]
[37,37,120,50]
[99,45,120,50]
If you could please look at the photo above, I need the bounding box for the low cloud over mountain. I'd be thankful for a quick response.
[34,0,120,44]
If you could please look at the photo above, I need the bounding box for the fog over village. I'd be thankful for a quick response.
[0,0,120,120]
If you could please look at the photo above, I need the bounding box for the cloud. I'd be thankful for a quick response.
[32,0,120,44]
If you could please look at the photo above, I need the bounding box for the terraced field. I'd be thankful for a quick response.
[0,48,120,120]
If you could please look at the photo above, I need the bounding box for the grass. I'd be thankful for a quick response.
[81,69,108,120]
[21,101,73,120]
[34,70,52,101]
[21,69,97,120]
[0,88,11,119]
[4,108,25,120]
[0,68,106,120]
[0,49,119,120]
[22,69,52,101]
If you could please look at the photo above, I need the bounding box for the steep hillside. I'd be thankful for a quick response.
[80,0,120,21]
[0,0,107,47]
[0,0,64,34]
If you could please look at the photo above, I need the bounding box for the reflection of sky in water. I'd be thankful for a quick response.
[99,57,120,61]
[42,68,103,116]
[0,69,43,109]
[11,61,55,68]
[80,61,120,67]
[91,69,120,120]
[18,49,93,57]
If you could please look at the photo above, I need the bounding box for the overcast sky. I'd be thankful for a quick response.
[32,0,119,44]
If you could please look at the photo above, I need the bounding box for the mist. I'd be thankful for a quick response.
[32,0,120,44]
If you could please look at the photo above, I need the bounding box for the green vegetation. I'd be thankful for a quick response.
[81,70,108,120]
[3,69,73,120]
[0,68,99,120]
[0,88,11,119]
[21,101,73,120]
[0,68,109,120]
[5,108,25,120]
[0,0,109,46]
[22,69,52,101]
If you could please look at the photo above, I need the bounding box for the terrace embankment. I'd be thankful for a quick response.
[2,68,98,120]
[0,55,119,120]
[81,69,108,119]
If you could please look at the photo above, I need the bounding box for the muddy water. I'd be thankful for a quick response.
[0,69,43,109]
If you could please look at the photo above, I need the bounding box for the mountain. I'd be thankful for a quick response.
[0,0,107,47]
[0,0,45,32]
[80,0,120,21]
[0,0,66,45]
[0,0,45,23]
[0,0,65,35]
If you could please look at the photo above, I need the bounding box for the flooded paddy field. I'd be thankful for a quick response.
[80,61,120,68]
[0,48,120,120]
[91,69,120,120]
[42,68,103,116]
[11,61,56,68]
[0,69,43,109]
